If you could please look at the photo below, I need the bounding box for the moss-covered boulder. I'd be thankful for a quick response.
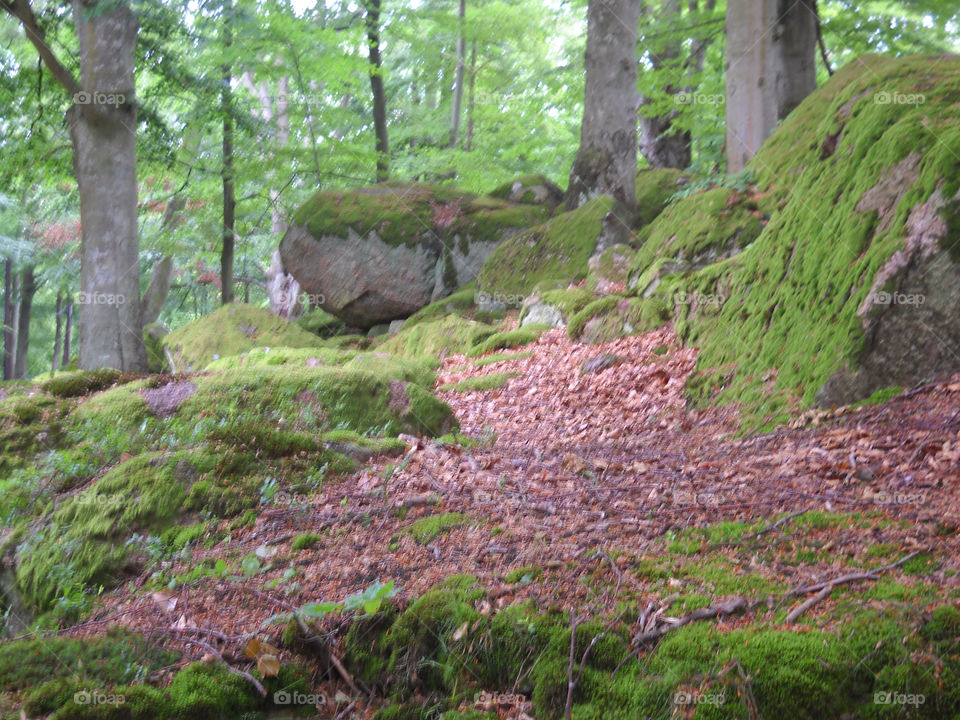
[477,169,684,298]
[613,54,960,424]
[162,303,326,372]
[279,183,548,328]
[487,174,564,208]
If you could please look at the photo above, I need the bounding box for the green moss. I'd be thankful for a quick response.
[292,183,548,250]
[438,372,521,393]
[403,284,478,327]
[296,307,346,337]
[471,350,532,367]
[205,344,355,371]
[41,369,123,398]
[567,295,670,343]
[487,174,564,209]
[625,55,960,429]
[291,533,322,551]
[476,196,612,297]
[398,513,469,545]
[15,451,215,610]
[852,385,904,407]
[380,315,497,360]
[163,303,326,371]
[465,325,551,358]
[504,565,543,584]
[633,168,688,226]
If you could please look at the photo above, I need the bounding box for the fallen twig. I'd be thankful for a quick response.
[632,596,750,646]
[779,551,922,619]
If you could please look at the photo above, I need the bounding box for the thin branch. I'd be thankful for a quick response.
[7,0,82,96]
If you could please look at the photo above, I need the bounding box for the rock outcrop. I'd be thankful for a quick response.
[279,183,548,328]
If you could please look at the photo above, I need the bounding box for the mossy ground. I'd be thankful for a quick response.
[379,315,498,359]
[439,372,521,393]
[163,303,326,371]
[342,572,960,720]
[465,325,552,358]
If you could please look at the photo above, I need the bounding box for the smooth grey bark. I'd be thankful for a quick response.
[448,0,467,148]
[70,0,146,370]
[725,0,817,171]
[13,265,35,378]
[565,0,640,249]
[141,255,173,327]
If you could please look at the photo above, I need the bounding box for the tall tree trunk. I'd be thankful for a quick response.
[221,1,236,304]
[69,0,146,371]
[13,266,35,378]
[2,259,13,381]
[565,0,640,250]
[464,38,477,152]
[62,297,73,368]
[52,292,63,373]
[725,0,817,171]
[448,0,467,148]
[365,0,389,181]
[141,256,174,326]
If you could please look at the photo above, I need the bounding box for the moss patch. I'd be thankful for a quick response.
[397,513,469,545]
[465,325,551,358]
[476,196,612,297]
[163,303,326,371]
[379,315,497,360]
[439,372,521,393]
[291,183,548,249]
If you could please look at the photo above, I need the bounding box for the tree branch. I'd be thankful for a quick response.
[7,0,82,97]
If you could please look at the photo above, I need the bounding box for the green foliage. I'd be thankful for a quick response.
[41,369,123,399]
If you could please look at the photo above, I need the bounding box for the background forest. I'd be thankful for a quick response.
[1,0,958,378]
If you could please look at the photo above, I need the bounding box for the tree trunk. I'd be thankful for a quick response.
[70,0,146,371]
[264,250,301,319]
[221,1,236,304]
[365,0,389,182]
[725,0,817,171]
[52,292,63,373]
[448,0,467,148]
[564,0,640,250]
[13,266,35,378]
[638,0,693,169]
[141,256,174,326]
[62,298,73,368]
[3,259,13,381]
[464,38,477,152]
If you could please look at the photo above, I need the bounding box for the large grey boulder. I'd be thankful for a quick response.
[279,184,548,329]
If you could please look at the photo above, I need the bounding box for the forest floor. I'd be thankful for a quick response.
[66,326,960,718]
